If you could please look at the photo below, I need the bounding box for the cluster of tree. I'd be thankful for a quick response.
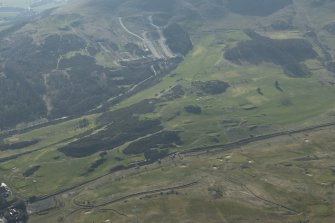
[160,85,185,101]
[0,21,28,40]
[326,62,335,73]
[49,54,166,118]
[257,88,264,96]
[123,131,181,155]
[198,0,226,19]
[0,139,39,151]
[58,54,96,70]
[275,81,284,92]
[136,0,176,13]
[144,149,169,162]
[192,80,230,95]
[323,22,335,35]
[22,165,41,177]
[42,34,86,55]
[208,185,224,199]
[224,30,317,77]
[184,105,202,114]
[151,14,171,27]
[75,119,90,129]
[59,118,161,158]
[0,0,202,130]
[311,0,333,7]
[58,100,161,157]
[163,23,193,56]
[0,198,28,223]
[87,158,107,173]
[0,27,180,129]
[0,33,86,129]
[0,58,47,129]
[271,20,293,30]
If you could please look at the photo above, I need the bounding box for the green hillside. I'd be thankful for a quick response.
[1,0,335,222]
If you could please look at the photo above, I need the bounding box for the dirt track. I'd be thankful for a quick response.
[73,181,198,208]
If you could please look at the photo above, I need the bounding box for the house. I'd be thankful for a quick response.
[0,183,10,198]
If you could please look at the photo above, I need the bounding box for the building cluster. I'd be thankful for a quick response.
[0,183,10,199]
[0,183,28,223]
[0,183,10,223]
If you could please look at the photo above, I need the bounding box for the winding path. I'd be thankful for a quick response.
[73,181,198,208]
[118,17,144,41]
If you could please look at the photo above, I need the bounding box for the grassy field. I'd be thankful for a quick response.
[116,30,335,148]
[0,113,152,197]
[0,1,335,222]
[28,124,335,223]
[2,25,335,200]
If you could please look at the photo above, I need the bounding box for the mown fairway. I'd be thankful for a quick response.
[2,26,335,200]
[28,124,335,223]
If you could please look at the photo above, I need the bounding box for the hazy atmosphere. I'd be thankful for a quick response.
[0,0,335,222]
